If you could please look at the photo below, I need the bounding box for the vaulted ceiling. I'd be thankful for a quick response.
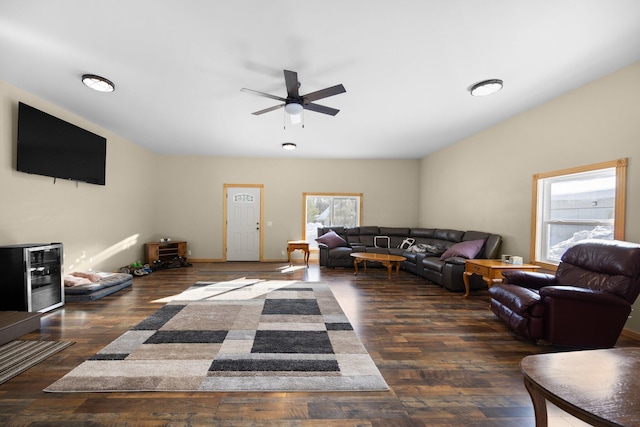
[2,1,640,159]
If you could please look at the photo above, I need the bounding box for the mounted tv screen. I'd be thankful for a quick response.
[17,102,107,185]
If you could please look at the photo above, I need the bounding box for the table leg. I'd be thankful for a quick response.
[287,247,292,266]
[463,271,472,298]
[353,259,359,276]
[304,249,309,267]
[523,376,548,427]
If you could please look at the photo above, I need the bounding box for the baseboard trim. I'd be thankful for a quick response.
[621,327,640,342]
[189,258,318,264]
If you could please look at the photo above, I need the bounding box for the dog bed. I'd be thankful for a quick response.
[64,272,133,302]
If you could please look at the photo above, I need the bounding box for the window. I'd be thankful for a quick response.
[531,159,627,269]
[303,193,362,249]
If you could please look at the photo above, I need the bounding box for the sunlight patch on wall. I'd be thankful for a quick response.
[68,234,139,271]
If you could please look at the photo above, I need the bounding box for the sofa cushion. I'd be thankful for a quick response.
[355,226,376,247]
[434,229,464,242]
[316,230,349,249]
[344,227,361,245]
[425,244,446,256]
[440,239,484,260]
[410,228,436,239]
[379,227,409,236]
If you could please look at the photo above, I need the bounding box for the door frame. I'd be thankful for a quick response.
[223,183,264,262]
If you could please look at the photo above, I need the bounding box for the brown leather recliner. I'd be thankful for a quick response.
[488,240,640,349]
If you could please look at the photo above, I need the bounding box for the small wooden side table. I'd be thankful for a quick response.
[287,240,309,267]
[463,259,540,298]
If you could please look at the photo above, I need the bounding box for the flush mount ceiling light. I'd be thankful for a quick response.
[469,79,503,97]
[82,74,115,93]
[282,142,297,150]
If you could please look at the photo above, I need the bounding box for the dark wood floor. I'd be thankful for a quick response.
[1,262,637,426]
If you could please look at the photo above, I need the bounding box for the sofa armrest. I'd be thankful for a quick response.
[318,243,329,266]
[502,270,557,290]
[443,256,466,265]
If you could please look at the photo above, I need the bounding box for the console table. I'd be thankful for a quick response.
[521,348,640,426]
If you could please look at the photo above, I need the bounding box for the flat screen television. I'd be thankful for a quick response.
[17,102,107,185]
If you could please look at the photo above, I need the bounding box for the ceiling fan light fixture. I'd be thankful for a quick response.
[82,74,115,93]
[284,102,303,115]
[282,142,297,150]
[469,79,503,97]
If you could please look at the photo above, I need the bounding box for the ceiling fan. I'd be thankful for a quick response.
[241,70,346,117]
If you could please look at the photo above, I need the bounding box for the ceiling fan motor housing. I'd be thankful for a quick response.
[242,70,346,117]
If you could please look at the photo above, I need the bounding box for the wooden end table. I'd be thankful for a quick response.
[287,240,309,267]
[521,348,640,426]
[350,252,406,281]
[462,259,540,298]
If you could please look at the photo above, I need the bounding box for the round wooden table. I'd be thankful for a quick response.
[521,347,640,426]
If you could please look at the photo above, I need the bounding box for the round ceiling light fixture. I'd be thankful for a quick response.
[469,79,503,97]
[82,74,115,93]
[284,102,303,115]
[282,142,297,150]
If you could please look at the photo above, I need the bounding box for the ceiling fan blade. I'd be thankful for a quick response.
[304,103,340,116]
[303,84,346,103]
[284,70,300,98]
[252,104,285,115]
[241,88,287,102]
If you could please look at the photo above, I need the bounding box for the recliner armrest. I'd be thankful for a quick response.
[502,270,557,289]
[488,283,543,316]
[540,286,630,307]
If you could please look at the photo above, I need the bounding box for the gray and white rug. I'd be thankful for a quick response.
[45,279,388,392]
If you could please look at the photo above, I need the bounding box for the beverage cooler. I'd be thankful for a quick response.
[0,243,64,313]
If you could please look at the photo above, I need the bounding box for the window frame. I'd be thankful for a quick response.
[302,192,363,249]
[530,158,627,271]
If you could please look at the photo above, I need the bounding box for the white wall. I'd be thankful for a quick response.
[419,60,640,330]
[1,78,421,269]
[0,80,159,273]
[154,156,421,261]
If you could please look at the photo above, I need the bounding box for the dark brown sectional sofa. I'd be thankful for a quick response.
[317,226,502,292]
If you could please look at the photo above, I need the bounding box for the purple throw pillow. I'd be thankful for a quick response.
[440,239,485,260]
[316,230,348,249]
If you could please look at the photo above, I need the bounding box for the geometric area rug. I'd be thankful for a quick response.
[44,279,389,392]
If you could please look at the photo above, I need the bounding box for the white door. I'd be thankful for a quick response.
[226,186,261,261]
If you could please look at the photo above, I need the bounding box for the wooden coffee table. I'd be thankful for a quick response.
[350,252,406,280]
[462,259,540,297]
[521,348,640,426]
